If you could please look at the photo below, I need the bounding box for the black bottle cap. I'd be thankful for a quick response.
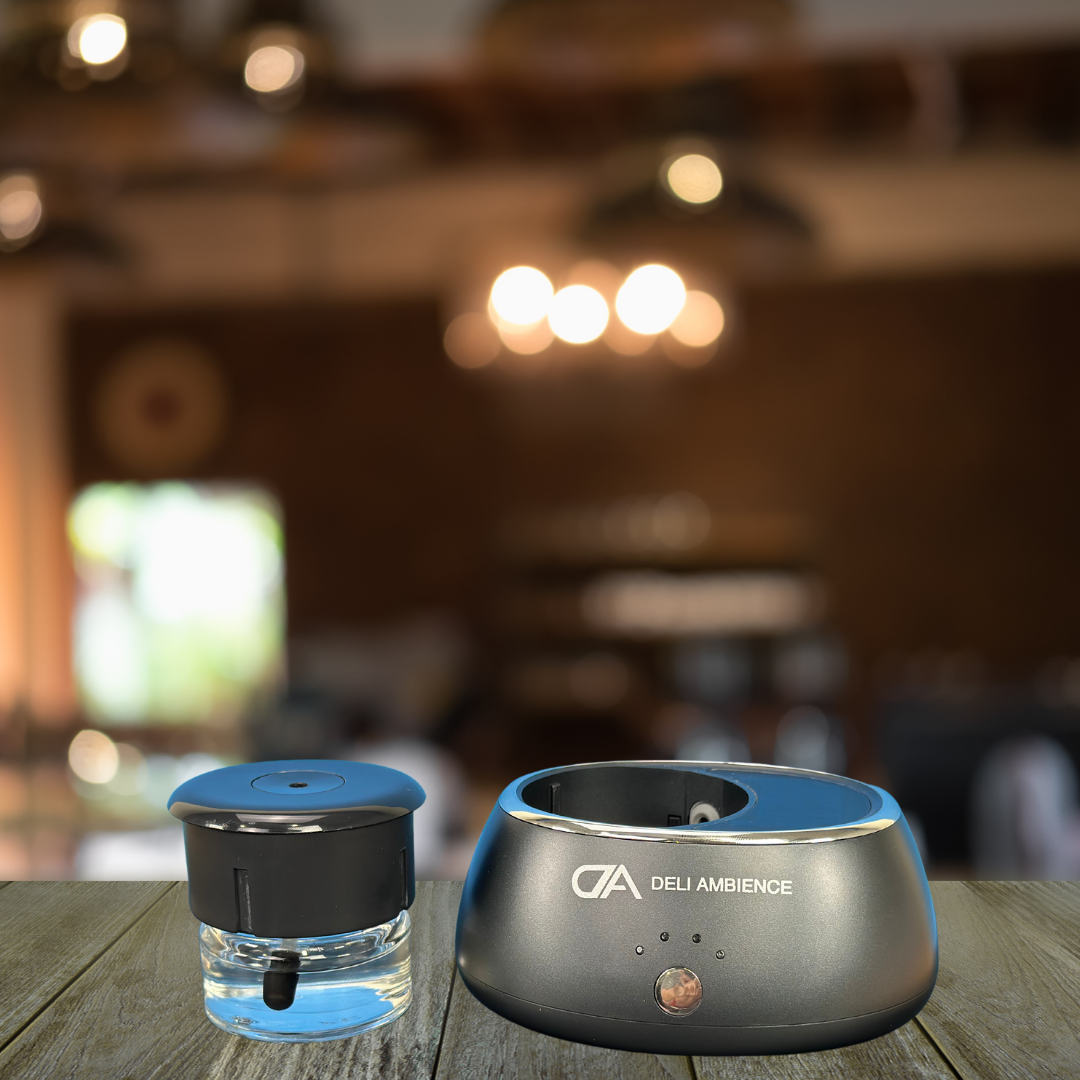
[169,759,426,938]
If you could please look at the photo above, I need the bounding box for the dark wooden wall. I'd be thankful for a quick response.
[67,264,1080,684]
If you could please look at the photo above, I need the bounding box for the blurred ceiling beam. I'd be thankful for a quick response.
[2,44,1078,180]
[62,147,1080,306]
[168,0,1080,81]
[76,164,584,303]
[0,5,1077,304]
[758,148,1080,276]
[798,0,1080,57]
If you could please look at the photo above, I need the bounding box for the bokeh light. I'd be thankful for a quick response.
[664,338,717,368]
[490,267,553,327]
[68,730,119,785]
[498,319,554,355]
[669,291,725,347]
[444,312,501,369]
[107,744,148,797]
[548,285,609,344]
[652,492,712,550]
[564,259,621,297]
[604,320,655,356]
[616,265,686,335]
[0,175,43,244]
[69,14,127,65]
[244,44,305,94]
[666,154,723,205]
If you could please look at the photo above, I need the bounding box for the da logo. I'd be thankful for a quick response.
[571,864,643,900]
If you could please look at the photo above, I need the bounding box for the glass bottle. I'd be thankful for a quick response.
[169,759,426,1043]
[199,910,412,1041]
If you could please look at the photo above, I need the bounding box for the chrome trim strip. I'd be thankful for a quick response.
[500,760,901,845]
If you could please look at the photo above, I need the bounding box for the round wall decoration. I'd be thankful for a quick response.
[93,338,229,475]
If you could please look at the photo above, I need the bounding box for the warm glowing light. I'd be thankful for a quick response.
[604,320,655,356]
[565,259,621,297]
[664,338,716,368]
[490,267,553,327]
[548,285,609,344]
[444,313,500,369]
[245,45,305,93]
[0,175,43,242]
[616,265,686,335]
[669,291,725,347]
[498,319,553,355]
[666,154,723,205]
[69,729,119,784]
[70,14,127,65]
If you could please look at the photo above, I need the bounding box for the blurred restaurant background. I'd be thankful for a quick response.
[2,0,1080,881]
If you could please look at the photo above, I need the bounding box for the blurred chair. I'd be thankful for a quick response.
[76,826,187,880]
[773,705,847,774]
[677,717,751,764]
[654,702,751,763]
[670,637,752,708]
[772,633,848,704]
[971,736,1080,880]
[349,738,468,880]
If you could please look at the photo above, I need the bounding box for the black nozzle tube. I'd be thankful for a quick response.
[263,951,301,1011]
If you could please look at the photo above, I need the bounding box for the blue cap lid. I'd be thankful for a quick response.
[168,759,426,834]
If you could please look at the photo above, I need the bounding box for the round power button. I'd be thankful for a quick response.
[655,967,702,1015]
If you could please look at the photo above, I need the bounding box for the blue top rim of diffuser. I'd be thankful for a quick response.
[168,759,426,832]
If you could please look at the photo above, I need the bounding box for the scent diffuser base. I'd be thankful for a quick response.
[456,761,937,1056]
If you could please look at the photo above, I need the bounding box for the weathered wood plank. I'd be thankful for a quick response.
[0,880,461,1080]
[694,1020,955,1079]
[4,879,1075,1079]
[918,881,1080,1080]
[0,880,172,1050]
[0,882,213,1080]
[435,971,695,1080]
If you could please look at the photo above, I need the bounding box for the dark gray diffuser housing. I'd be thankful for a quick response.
[456,761,937,1055]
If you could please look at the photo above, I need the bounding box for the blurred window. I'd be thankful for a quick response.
[68,482,284,724]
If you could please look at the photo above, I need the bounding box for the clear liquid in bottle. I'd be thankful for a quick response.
[199,908,411,1042]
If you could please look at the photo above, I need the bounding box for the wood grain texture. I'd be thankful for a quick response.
[434,971,695,1080]
[694,1021,956,1079]
[203,880,463,1080]
[0,882,224,1080]
[2,879,1075,1079]
[0,880,461,1080]
[919,881,1080,1080]
[0,880,172,1050]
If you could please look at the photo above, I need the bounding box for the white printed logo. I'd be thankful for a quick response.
[571,864,643,900]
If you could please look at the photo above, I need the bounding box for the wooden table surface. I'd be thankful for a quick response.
[0,880,1075,1078]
